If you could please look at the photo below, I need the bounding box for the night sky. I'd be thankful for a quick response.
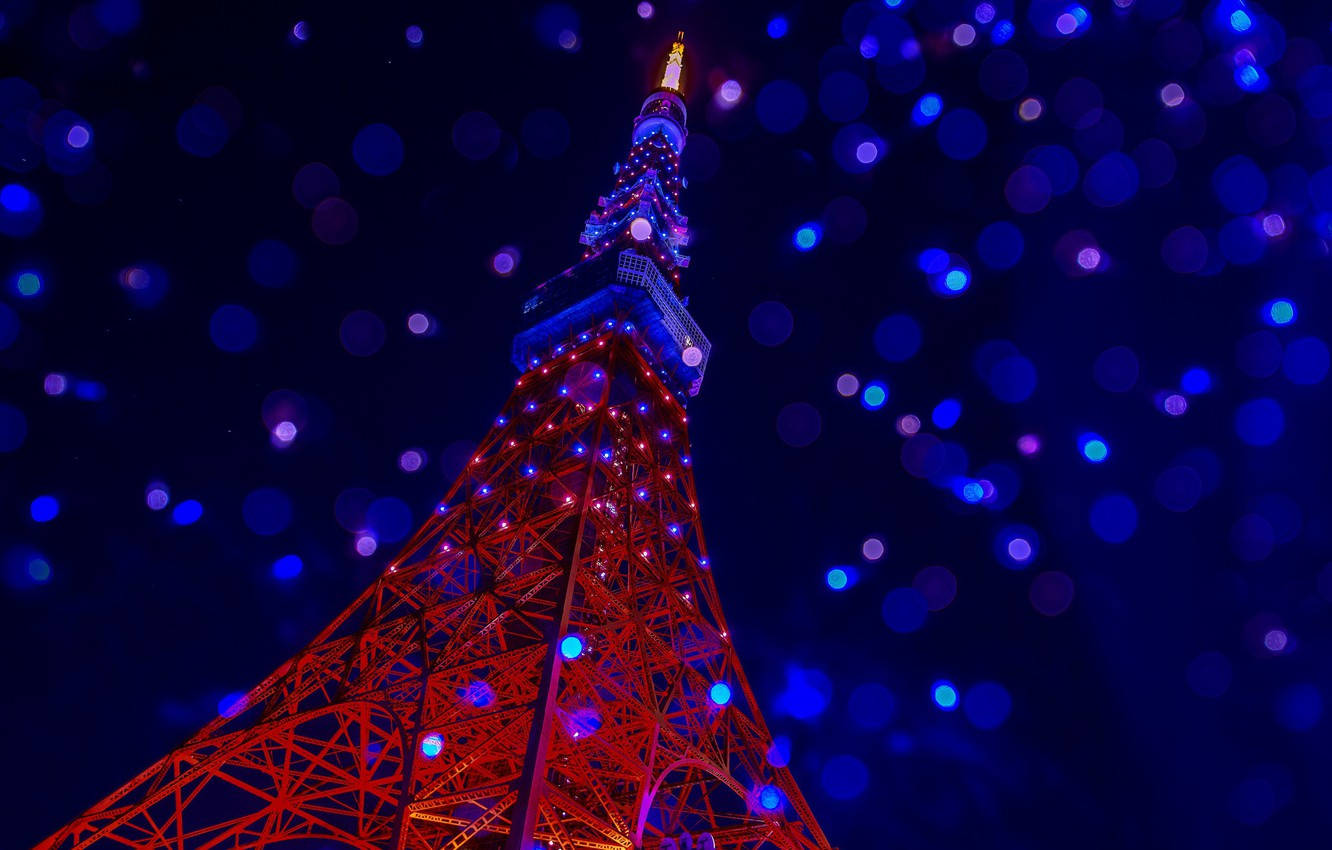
[5,0,1332,847]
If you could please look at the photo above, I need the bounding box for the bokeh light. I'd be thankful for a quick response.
[932,681,959,710]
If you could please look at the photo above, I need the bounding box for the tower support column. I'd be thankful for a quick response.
[504,392,609,850]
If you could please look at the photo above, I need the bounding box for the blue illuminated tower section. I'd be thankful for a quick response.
[514,32,709,396]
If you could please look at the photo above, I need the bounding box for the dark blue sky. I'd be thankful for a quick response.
[4,1,1332,847]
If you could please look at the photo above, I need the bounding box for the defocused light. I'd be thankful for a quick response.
[172,499,203,525]
[709,682,733,705]
[1018,97,1043,121]
[146,483,170,510]
[767,16,788,39]
[420,732,443,758]
[630,217,652,241]
[1160,83,1186,107]
[637,2,654,19]
[793,223,821,251]
[717,80,743,106]
[912,94,943,126]
[862,536,885,560]
[405,25,424,46]
[1017,434,1041,456]
[826,568,848,590]
[560,634,586,660]
[759,785,782,810]
[407,312,432,335]
[272,554,302,580]
[1234,63,1267,92]
[355,534,378,556]
[942,268,970,292]
[1077,247,1102,270]
[268,421,295,445]
[1265,299,1296,326]
[855,141,880,164]
[399,450,424,472]
[1079,433,1109,463]
[218,692,246,718]
[932,681,959,710]
[66,124,92,149]
[1181,367,1212,394]
[491,247,519,276]
[917,248,949,274]
[27,557,51,582]
[15,271,41,297]
[30,495,59,522]
[836,373,860,397]
[1264,629,1288,652]
[1229,9,1253,32]
[1008,537,1032,562]
[952,24,976,47]
[932,398,962,429]
[861,382,887,409]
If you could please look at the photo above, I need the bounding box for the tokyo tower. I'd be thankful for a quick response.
[41,36,833,850]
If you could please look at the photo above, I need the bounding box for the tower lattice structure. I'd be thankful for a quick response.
[40,36,833,850]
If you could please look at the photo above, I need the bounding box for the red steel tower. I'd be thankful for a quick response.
[41,36,833,850]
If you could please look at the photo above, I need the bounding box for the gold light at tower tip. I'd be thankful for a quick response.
[660,32,685,92]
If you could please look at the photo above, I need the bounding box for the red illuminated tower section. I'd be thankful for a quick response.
[40,37,832,850]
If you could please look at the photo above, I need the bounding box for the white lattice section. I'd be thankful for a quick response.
[617,252,710,376]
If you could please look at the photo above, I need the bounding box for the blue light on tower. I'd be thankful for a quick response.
[932,681,959,710]
[560,634,586,660]
[709,681,733,706]
[758,785,782,810]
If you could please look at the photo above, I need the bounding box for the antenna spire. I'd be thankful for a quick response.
[660,32,685,92]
